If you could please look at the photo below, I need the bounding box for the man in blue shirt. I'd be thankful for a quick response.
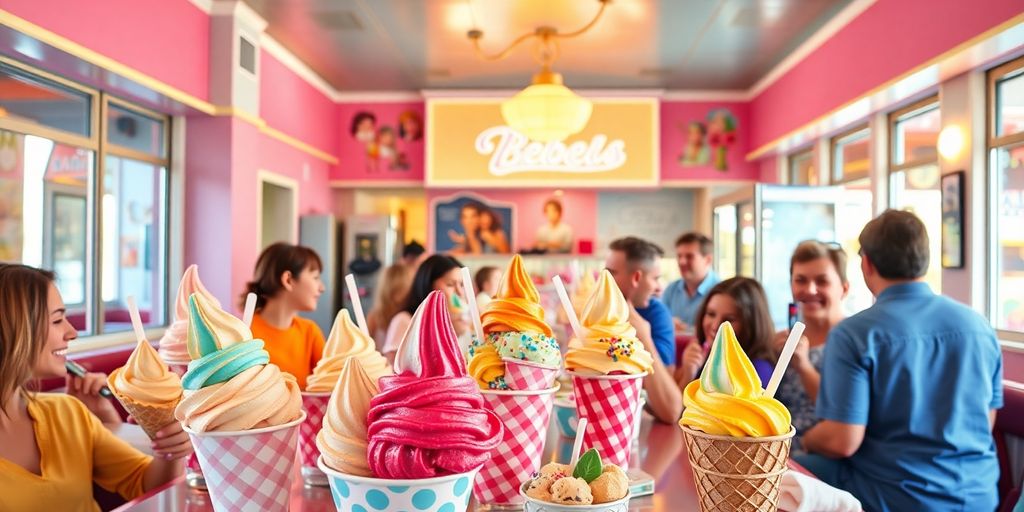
[662,232,720,331]
[799,210,1003,512]
[605,237,683,424]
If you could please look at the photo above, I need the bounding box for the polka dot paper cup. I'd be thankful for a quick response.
[317,457,480,512]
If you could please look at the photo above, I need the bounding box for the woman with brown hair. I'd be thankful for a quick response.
[677,277,777,387]
[0,264,191,511]
[365,263,413,352]
[243,242,326,389]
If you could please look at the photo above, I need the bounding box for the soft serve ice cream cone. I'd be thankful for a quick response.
[679,321,793,512]
[565,269,653,467]
[470,255,560,391]
[159,265,218,366]
[174,292,304,512]
[107,338,183,439]
[316,357,379,477]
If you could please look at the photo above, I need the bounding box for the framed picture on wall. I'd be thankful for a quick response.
[940,171,965,269]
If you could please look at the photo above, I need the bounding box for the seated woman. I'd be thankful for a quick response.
[677,277,776,387]
[0,264,192,512]
[774,241,849,451]
[366,263,413,353]
[245,243,326,389]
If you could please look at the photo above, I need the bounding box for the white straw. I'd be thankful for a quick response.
[570,417,589,465]
[764,321,806,398]
[460,267,485,342]
[241,293,257,327]
[345,274,369,336]
[552,275,585,340]
[125,296,147,344]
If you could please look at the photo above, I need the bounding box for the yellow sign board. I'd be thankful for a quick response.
[426,97,659,187]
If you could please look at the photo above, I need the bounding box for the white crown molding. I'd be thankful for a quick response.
[335,91,424,102]
[186,0,213,13]
[261,35,340,102]
[210,0,268,32]
[748,0,878,98]
[662,89,752,102]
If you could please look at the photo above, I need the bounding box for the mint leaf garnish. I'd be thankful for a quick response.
[572,448,603,483]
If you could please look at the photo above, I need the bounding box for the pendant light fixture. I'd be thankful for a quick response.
[468,0,611,142]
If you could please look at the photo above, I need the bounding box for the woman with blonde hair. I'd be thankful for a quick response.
[0,263,192,511]
[366,263,413,351]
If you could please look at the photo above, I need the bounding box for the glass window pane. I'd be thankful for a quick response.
[789,150,817,185]
[761,199,836,327]
[836,178,874,316]
[993,144,1024,332]
[996,70,1024,138]
[833,129,870,183]
[0,129,94,335]
[107,104,165,157]
[0,63,91,137]
[893,105,939,165]
[738,202,755,277]
[101,155,166,333]
[714,204,737,280]
[890,164,942,292]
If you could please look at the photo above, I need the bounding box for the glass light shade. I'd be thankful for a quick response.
[501,83,593,142]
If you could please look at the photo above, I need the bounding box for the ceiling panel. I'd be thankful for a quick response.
[243,0,854,91]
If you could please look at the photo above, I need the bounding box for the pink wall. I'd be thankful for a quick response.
[750,0,1024,150]
[661,101,757,181]
[759,156,780,183]
[184,116,234,305]
[426,189,599,254]
[335,102,425,183]
[2,0,210,101]
[260,50,338,156]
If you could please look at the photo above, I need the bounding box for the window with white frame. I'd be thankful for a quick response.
[0,57,170,339]
[787,148,817,185]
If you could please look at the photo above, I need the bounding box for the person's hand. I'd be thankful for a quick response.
[680,340,705,382]
[66,372,121,425]
[774,330,811,371]
[447,230,465,246]
[672,317,691,334]
[150,422,193,461]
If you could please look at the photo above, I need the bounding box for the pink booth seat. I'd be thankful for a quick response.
[997,380,1024,512]
[66,308,152,332]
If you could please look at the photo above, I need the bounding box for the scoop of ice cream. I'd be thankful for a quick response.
[565,270,653,375]
[159,264,219,363]
[679,321,791,437]
[480,255,553,337]
[367,291,503,479]
[467,340,507,390]
[306,309,390,393]
[317,357,379,476]
[109,338,182,406]
[176,292,302,432]
[590,465,629,503]
[551,477,594,505]
[493,331,561,367]
[175,364,302,432]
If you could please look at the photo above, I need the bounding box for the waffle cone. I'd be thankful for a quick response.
[106,373,181,440]
[681,425,794,512]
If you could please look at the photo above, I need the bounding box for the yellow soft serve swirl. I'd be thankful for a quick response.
[679,322,791,437]
[565,270,653,376]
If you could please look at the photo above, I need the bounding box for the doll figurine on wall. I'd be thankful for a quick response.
[706,109,737,172]
[678,121,709,166]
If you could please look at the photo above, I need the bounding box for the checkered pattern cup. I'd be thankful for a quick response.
[570,372,646,468]
[318,457,479,512]
[300,392,331,487]
[473,383,559,506]
[503,358,560,391]
[183,412,305,512]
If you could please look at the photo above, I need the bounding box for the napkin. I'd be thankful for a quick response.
[779,469,862,512]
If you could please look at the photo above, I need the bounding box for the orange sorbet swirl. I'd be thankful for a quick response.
[480,255,553,337]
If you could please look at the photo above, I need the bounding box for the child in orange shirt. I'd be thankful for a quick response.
[244,243,326,389]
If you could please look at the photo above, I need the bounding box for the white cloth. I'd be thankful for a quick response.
[779,470,861,512]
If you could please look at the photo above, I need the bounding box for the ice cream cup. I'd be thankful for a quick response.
[502,357,560,391]
[299,391,332,487]
[317,456,480,512]
[569,371,647,468]
[519,482,631,512]
[680,425,795,512]
[183,412,305,512]
[474,383,560,506]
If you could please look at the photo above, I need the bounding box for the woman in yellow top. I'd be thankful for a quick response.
[244,242,326,389]
[0,264,192,512]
